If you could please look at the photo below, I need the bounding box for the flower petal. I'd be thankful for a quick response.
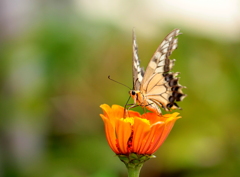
[145,122,166,154]
[138,121,164,154]
[100,104,111,117]
[100,114,120,154]
[132,117,151,154]
[115,119,132,154]
[128,110,141,118]
[112,105,125,119]
[147,114,180,154]
[143,112,160,124]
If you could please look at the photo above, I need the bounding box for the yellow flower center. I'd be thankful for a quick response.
[120,117,134,125]
[120,117,150,126]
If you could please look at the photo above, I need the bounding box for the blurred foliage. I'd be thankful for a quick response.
[1,4,240,177]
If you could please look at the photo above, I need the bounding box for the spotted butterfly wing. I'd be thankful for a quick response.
[129,29,187,115]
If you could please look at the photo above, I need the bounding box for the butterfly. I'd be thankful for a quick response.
[128,29,187,115]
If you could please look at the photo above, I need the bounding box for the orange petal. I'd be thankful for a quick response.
[128,110,141,117]
[100,104,111,117]
[115,119,132,154]
[148,119,177,154]
[132,118,151,154]
[145,122,166,154]
[138,121,164,154]
[112,105,125,119]
[100,114,120,154]
[143,112,160,124]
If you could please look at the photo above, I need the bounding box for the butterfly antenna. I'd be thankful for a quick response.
[108,75,131,90]
[124,96,131,109]
[123,96,132,118]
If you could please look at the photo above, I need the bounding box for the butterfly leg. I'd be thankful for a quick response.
[139,102,155,117]
[141,106,148,118]
[142,102,162,116]
[124,103,140,117]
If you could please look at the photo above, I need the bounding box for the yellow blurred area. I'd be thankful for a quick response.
[0,1,240,177]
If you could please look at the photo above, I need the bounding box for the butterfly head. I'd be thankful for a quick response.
[130,90,136,95]
[129,90,139,104]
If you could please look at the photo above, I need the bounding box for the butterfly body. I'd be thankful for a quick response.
[129,29,186,115]
[129,90,161,114]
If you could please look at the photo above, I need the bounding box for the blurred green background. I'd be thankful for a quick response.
[0,0,240,177]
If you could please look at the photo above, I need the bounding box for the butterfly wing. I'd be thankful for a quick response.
[142,29,180,85]
[132,29,144,90]
[144,72,186,111]
[141,29,186,111]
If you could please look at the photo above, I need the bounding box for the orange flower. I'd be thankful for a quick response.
[100,104,181,155]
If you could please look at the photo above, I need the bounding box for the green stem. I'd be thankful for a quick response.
[127,163,143,177]
[118,153,155,177]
